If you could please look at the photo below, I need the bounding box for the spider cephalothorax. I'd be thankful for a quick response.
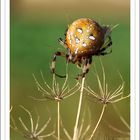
[51,18,112,79]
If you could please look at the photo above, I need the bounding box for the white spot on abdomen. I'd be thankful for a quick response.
[77,28,83,34]
[82,42,87,47]
[75,38,80,44]
[70,32,73,35]
[89,35,95,40]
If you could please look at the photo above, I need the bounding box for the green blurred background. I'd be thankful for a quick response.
[10,0,130,139]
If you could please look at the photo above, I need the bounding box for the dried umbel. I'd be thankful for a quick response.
[31,72,80,140]
[32,72,79,102]
[85,62,130,105]
[10,106,54,140]
[84,61,130,140]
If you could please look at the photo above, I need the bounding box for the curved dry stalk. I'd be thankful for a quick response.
[61,106,91,140]
[89,104,106,140]
[73,77,85,140]
[36,118,51,135]
[110,94,130,103]
[112,105,130,131]
[61,120,72,140]
[108,124,130,136]
[77,111,91,140]
[38,131,56,139]
[18,117,29,132]
[10,116,18,131]
[119,116,130,130]
[20,105,34,133]
[10,106,13,112]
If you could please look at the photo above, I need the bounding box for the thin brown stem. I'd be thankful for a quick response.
[73,77,85,140]
[89,104,106,140]
[57,101,60,140]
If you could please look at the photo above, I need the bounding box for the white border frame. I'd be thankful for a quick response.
[0,0,139,139]
[131,0,140,139]
[1,0,10,139]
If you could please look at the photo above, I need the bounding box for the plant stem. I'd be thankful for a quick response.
[57,101,60,140]
[89,104,106,140]
[73,77,85,140]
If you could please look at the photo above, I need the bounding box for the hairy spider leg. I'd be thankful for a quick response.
[76,57,92,79]
[51,51,68,78]
[58,38,67,48]
[98,36,112,56]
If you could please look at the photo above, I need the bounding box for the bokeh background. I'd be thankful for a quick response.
[10,0,130,139]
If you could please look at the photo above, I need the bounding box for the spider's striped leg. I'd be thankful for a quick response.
[101,36,112,51]
[107,36,112,47]
[51,51,68,78]
[76,57,92,80]
[58,38,65,46]
[100,49,112,56]
[99,36,112,56]
[58,38,68,49]
[77,62,82,69]
[82,57,92,77]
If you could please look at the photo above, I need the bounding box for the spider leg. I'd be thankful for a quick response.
[76,57,92,80]
[100,49,112,56]
[51,51,68,78]
[107,36,112,47]
[100,36,112,52]
[58,38,67,48]
[77,63,82,69]
[98,36,112,56]
[76,60,82,69]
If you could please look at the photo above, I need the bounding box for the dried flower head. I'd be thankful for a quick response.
[32,72,80,102]
[10,106,54,140]
[84,60,130,140]
[84,62,130,105]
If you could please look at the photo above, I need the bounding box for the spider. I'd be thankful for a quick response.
[51,18,112,79]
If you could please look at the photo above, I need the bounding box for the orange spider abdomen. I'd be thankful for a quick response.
[66,18,105,57]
